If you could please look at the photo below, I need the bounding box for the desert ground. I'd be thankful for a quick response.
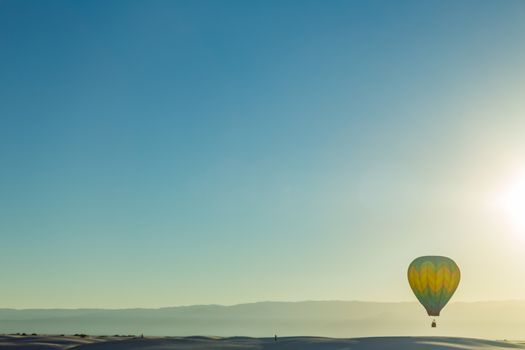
[0,336,524,350]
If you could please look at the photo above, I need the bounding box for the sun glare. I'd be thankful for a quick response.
[496,171,525,236]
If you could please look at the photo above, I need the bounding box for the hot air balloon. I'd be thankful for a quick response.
[407,256,460,327]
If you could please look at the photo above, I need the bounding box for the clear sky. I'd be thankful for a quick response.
[1,0,524,309]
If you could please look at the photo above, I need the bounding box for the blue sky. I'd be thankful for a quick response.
[1,0,525,308]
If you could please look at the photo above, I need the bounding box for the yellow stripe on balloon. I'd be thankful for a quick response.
[407,256,460,317]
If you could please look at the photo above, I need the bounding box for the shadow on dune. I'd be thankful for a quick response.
[71,336,525,350]
[0,335,106,349]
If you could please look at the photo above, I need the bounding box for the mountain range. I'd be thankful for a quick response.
[0,301,523,339]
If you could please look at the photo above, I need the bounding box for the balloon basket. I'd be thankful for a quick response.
[431,319,436,328]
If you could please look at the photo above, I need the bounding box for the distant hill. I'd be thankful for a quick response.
[1,301,524,339]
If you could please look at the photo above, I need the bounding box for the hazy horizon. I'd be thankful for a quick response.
[1,300,525,339]
[4,298,525,311]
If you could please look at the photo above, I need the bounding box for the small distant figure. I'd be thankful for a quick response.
[141,334,144,339]
[274,334,277,341]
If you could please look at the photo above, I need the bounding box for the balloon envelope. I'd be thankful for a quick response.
[407,256,460,316]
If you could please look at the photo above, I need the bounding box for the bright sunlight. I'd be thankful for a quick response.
[496,170,525,236]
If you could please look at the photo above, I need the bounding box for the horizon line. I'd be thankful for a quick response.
[3,299,525,311]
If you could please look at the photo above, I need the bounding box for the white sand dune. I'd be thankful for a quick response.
[75,337,525,350]
[0,334,114,349]
[1,336,524,350]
